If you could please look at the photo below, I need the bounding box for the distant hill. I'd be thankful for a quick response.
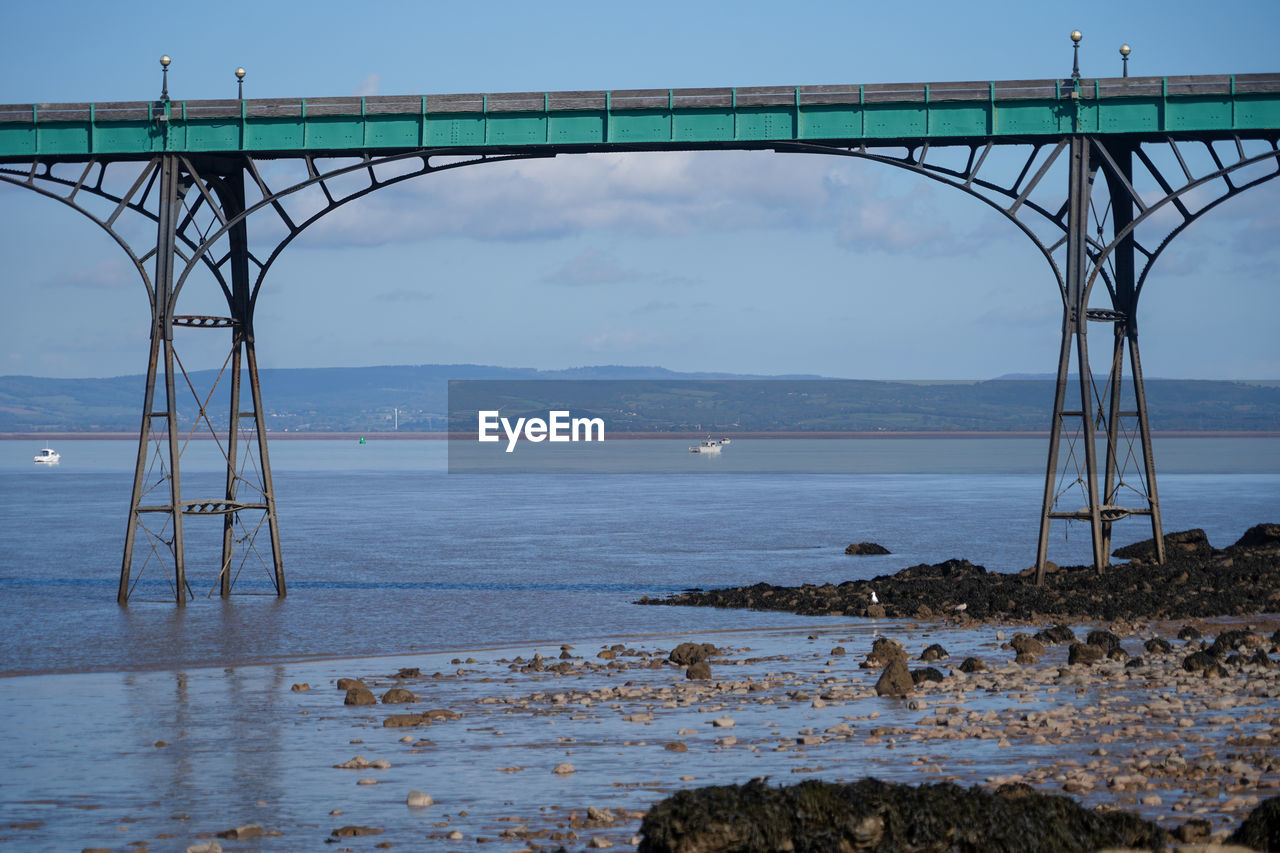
[1,365,1278,433]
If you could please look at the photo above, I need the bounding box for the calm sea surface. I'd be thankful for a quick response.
[1,436,1277,677]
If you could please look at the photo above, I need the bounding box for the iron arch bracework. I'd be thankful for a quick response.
[1,72,1278,602]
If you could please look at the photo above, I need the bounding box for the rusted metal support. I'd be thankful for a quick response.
[1036,137,1105,583]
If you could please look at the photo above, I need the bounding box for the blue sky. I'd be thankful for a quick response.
[1,0,1277,380]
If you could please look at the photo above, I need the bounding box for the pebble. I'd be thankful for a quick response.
[407,791,434,807]
[553,763,575,775]
[711,716,735,728]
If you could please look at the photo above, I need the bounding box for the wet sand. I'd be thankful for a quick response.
[6,615,1275,852]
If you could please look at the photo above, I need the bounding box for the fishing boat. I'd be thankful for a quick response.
[689,436,729,455]
[34,447,60,465]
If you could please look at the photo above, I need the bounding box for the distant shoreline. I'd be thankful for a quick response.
[6,430,1280,441]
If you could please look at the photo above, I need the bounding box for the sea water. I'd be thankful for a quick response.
[1,436,1276,676]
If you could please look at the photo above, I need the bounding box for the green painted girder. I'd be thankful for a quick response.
[1,74,1278,162]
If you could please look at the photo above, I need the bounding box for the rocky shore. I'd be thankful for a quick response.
[232,619,1275,851]
[57,611,1279,852]
[638,524,1280,622]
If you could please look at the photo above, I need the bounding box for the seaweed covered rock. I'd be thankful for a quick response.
[910,667,944,685]
[1230,795,1280,851]
[1210,629,1266,655]
[1113,528,1212,562]
[918,643,948,662]
[1183,650,1225,676]
[669,642,718,666]
[874,658,914,697]
[381,687,417,704]
[1009,634,1045,656]
[638,523,1280,622]
[1035,625,1076,645]
[1084,629,1123,656]
[845,542,891,555]
[1231,522,1280,551]
[685,661,712,681]
[1067,643,1104,666]
[863,637,906,669]
[637,777,1167,853]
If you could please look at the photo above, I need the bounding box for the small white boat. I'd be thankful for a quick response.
[689,436,729,455]
[34,447,61,465]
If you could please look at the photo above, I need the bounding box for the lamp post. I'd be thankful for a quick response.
[236,67,246,100]
[160,55,171,101]
[1120,44,1131,78]
[1070,30,1083,80]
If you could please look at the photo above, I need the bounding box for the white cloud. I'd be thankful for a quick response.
[285,143,1277,267]
[301,151,838,246]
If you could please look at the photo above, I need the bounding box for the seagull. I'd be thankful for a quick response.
[870,590,879,605]
[953,603,968,612]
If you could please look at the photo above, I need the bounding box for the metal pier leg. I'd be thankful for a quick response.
[1074,306,1105,573]
[221,334,242,598]
[1100,141,1164,564]
[1037,136,1105,579]
[246,336,285,596]
[1035,314,1073,585]
[120,154,188,605]
[1100,324,1125,559]
[213,167,285,598]
[219,174,252,598]
[159,158,188,605]
[119,314,162,604]
[1128,329,1166,562]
